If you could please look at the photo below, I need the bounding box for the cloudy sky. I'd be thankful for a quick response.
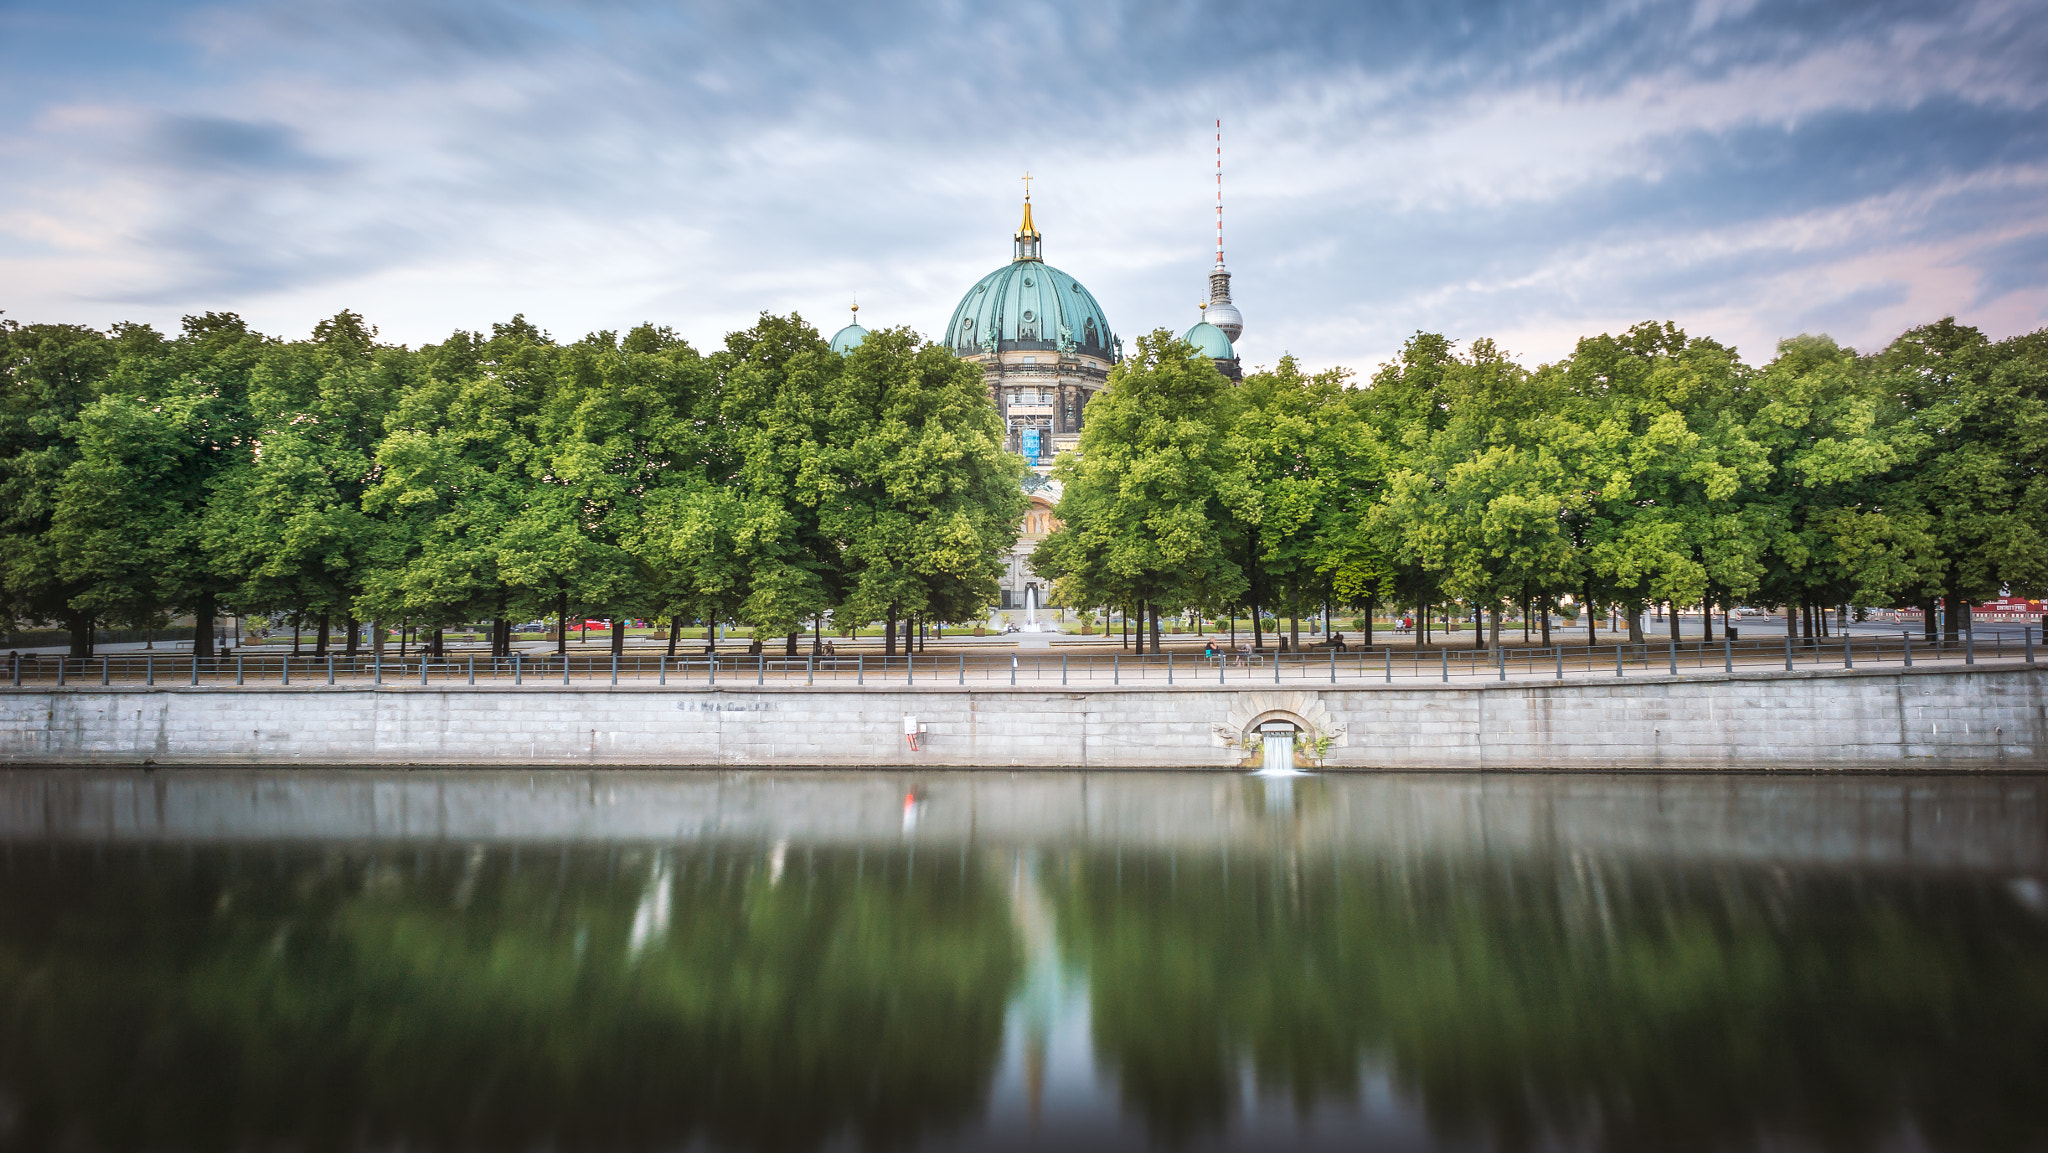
[3,0,2045,372]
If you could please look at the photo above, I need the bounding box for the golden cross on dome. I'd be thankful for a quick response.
[1021,171,1033,199]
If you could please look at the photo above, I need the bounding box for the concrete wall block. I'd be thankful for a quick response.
[3,668,2044,768]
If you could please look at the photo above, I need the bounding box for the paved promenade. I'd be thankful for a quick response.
[7,633,2036,690]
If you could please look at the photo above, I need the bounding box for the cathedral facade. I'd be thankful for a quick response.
[832,189,1245,614]
[937,195,1127,611]
[943,196,1120,472]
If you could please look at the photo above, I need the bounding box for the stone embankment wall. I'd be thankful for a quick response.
[1,665,2041,769]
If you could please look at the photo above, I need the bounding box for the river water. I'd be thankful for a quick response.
[0,768,2043,1152]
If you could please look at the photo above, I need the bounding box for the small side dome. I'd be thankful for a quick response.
[829,323,869,356]
[1182,320,1234,360]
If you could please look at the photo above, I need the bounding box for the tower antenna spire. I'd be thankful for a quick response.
[1202,119,1243,343]
[1215,120,1224,267]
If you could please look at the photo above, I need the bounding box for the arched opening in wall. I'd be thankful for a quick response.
[1244,715,1305,774]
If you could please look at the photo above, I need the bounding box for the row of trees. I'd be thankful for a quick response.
[8,306,2040,659]
[1035,319,2047,651]
[1,311,1024,658]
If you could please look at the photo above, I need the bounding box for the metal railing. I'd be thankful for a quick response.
[5,629,2036,689]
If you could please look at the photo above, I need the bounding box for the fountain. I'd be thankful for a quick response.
[1252,722,1306,777]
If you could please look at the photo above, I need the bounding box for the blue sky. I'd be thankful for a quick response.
[3,0,2045,372]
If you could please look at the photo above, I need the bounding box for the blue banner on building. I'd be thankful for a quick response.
[1021,427,1040,464]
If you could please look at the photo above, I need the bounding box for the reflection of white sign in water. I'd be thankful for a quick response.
[1021,428,1040,463]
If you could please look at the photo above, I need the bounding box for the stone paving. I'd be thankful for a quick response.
[3,633,2037,691]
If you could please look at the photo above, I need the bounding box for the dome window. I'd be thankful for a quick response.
[1023,277,1034,287]
[1022,310,1035,322]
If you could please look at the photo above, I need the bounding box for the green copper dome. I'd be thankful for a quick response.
[829,323,868,355]
[945,205,1117,361]
[1183,320,1234,360]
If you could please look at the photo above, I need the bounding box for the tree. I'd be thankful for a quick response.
[1872,318,2046,638]
[49,315,264,659]
[1745,334,1928,639]
[1034,330,1243,653]
[1221,355,1382,649]
[205,311,407,654]
[828,327,1024,656]
[676,314,844,654]
[1376,339,1585,650]
[0,321,122,656]
[1549,322,1766,644]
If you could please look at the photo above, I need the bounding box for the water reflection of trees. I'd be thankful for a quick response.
[0,844,1021,1152]
[1054,848,2048,1152]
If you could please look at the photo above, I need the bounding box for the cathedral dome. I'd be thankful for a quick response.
[945,262,1116,360]
[1182,320,1234,360]
[829,323,868,355]
[944,200,1117,361]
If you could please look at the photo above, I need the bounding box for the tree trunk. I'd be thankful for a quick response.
[1363,594,1375,648]
[1488,606,1502,650]
[1473,605,1486,650]
[345,615,360,657]
[1943,583,1962,641]
[315,613,330,657]
[1922,597,1938,641]
[1151,603,1163,651]
[432,628,445,660]
[1135,600,1147,655]
[1540,592,1552,647]
[372,619,386,656]
[1668,601,1681,646]
[192,592,216,662]
[1584,581,1597,647]
[556,593,568,660]
[1289,611,1299,651]
[885,606,899,657]
[1701,592,1714,643]
[781,628,796,657]
[67,611,93,659]
[611,617,625,657]
[1251,597,1263,651]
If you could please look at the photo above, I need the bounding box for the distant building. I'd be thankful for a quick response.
[845,173,1248,615]
[943,193,1121,474]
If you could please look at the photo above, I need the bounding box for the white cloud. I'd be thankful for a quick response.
[2,0,2044,375]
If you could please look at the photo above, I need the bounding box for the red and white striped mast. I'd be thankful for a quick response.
[1203,119,1244,343]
